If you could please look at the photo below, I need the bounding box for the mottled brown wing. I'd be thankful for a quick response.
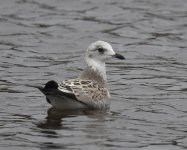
[62,79,110,109]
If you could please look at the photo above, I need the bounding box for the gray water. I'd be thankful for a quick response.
[0,0,187,149]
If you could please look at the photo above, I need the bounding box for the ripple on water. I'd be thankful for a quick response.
[0,0,187,149]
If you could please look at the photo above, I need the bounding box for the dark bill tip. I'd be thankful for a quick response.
[114,53,125,60]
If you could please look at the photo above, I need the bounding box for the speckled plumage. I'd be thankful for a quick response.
[58,79,110,109]
[38,41,125,110]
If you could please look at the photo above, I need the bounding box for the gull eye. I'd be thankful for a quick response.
[98,48,105,53]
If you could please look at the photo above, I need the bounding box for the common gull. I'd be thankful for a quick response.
[38,41,125,110]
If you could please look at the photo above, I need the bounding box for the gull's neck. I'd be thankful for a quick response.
[80,58,107,87]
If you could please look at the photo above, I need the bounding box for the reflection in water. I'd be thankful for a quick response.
[0,0,187,149]
[35,107,110,149]
[37,107,108,129]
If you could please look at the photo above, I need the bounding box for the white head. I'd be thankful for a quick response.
[80,41,125,86]
[86,41,125,68]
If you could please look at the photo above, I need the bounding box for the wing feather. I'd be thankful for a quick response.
[62,79,110,109]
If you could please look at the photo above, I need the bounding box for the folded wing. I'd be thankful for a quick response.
[59,79,110,109]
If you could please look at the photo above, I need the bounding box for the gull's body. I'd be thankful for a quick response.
[38,41,125,110]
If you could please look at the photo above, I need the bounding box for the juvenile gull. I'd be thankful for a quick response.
[38,41,125,110]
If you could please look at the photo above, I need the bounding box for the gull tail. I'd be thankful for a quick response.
[26,80,58,93]
[25,84,44,91]
[26,80,59,104]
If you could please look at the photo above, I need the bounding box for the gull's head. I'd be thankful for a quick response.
[81,41,125,84]
[86,41,125,64]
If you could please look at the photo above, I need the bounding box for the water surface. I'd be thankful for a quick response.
[0,0,187,149]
